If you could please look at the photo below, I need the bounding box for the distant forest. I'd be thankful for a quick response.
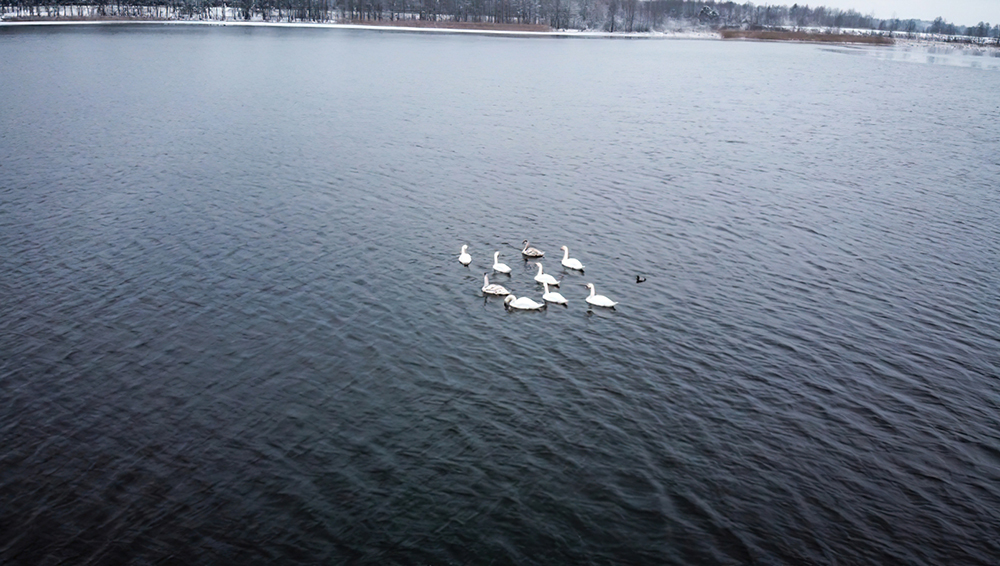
[3,0,1000,38]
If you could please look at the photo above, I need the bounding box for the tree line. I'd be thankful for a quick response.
[3,0,1000,39]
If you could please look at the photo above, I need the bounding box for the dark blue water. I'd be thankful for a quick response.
[2,25,999,565]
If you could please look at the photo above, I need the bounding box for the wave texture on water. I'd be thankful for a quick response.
[2,25,999,565]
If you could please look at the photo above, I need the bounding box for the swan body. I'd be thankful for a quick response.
[492,251,511,274]
[542,282,568,305]
[521,240,544,258]
[560,246,585,271]
[585,283,618,308]
[482,273,510,296]
[504,294,546,310]
[458,244,472,266]
[533,263,559,287]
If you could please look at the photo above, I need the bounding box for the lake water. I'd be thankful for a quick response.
[2,25,999,565]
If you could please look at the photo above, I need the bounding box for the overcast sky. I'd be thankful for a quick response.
[811,0,1000,26]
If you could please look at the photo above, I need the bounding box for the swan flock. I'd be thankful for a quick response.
[458,241,619,310]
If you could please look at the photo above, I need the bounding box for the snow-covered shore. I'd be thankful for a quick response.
[0,17,722,40]
[0,5,724,38]
[3,12,998,50]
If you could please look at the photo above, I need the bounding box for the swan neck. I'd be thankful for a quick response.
[562,248,569,261]
[589,286,596,298]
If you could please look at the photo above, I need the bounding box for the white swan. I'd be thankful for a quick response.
[533,262,559,287]
[585,283,618,308]
[504,294,546,310]
[560,246,585,271]
[492,251,511,274]
[542,282,568,305]
[482,273,510,296]
[521,239,544,258]
[458,244,471,266]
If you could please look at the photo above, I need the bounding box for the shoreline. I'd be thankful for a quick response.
[4,18,999,50]
[0,18,720,40]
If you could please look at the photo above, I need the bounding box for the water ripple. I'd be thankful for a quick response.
[2,25,1000,565]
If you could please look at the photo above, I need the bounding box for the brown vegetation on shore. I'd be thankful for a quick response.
[348,19,552,32]
[720,29,893,45]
